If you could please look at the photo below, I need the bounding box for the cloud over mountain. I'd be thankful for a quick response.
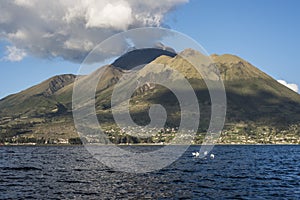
[0,0,188,62]
[278,80,299,93]
[2,46,27,62]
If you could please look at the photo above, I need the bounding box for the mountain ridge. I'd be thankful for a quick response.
[0,48,299,144]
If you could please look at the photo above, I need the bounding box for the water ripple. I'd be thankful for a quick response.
[0,145,299,199]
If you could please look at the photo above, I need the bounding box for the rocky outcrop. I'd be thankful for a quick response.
[43,74,76,96]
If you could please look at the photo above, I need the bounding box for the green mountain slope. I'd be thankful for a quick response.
[0,74,76,117]
[0,49,299,144]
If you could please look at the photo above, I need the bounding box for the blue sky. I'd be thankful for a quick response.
[0,0,299,98]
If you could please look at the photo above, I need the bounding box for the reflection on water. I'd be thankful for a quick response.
[0,145,299,199]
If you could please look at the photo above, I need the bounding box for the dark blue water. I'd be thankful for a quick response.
[1,145,299,199]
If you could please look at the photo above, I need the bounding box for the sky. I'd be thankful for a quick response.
[0,0,299,99]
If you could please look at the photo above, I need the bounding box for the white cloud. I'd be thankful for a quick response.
[85,1,133,30]
[277,80,299,93]
[3,46,27,62]
[0,0,188,63]
[8,30,27,40]
[14,0,35,7]
[64,39,94,51]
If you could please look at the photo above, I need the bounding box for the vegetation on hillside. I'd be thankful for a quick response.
[0,49,299,145]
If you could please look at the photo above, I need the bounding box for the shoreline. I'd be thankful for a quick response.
[1,143,299,147]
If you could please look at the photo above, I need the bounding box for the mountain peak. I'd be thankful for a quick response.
[111,48,177,70]
[179,48,201,57]
[210,53,272,81]
[211,54,247,64]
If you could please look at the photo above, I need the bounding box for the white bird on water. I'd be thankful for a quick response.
[192,152,200,157]
[192,151,215,159]
[192,151,208,158]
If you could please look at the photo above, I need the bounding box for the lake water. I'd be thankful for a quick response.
[1,145,299,199]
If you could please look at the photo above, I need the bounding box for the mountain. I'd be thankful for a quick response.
[0,48,299,145]
[111,47,176,70]
[0,74,76,117]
